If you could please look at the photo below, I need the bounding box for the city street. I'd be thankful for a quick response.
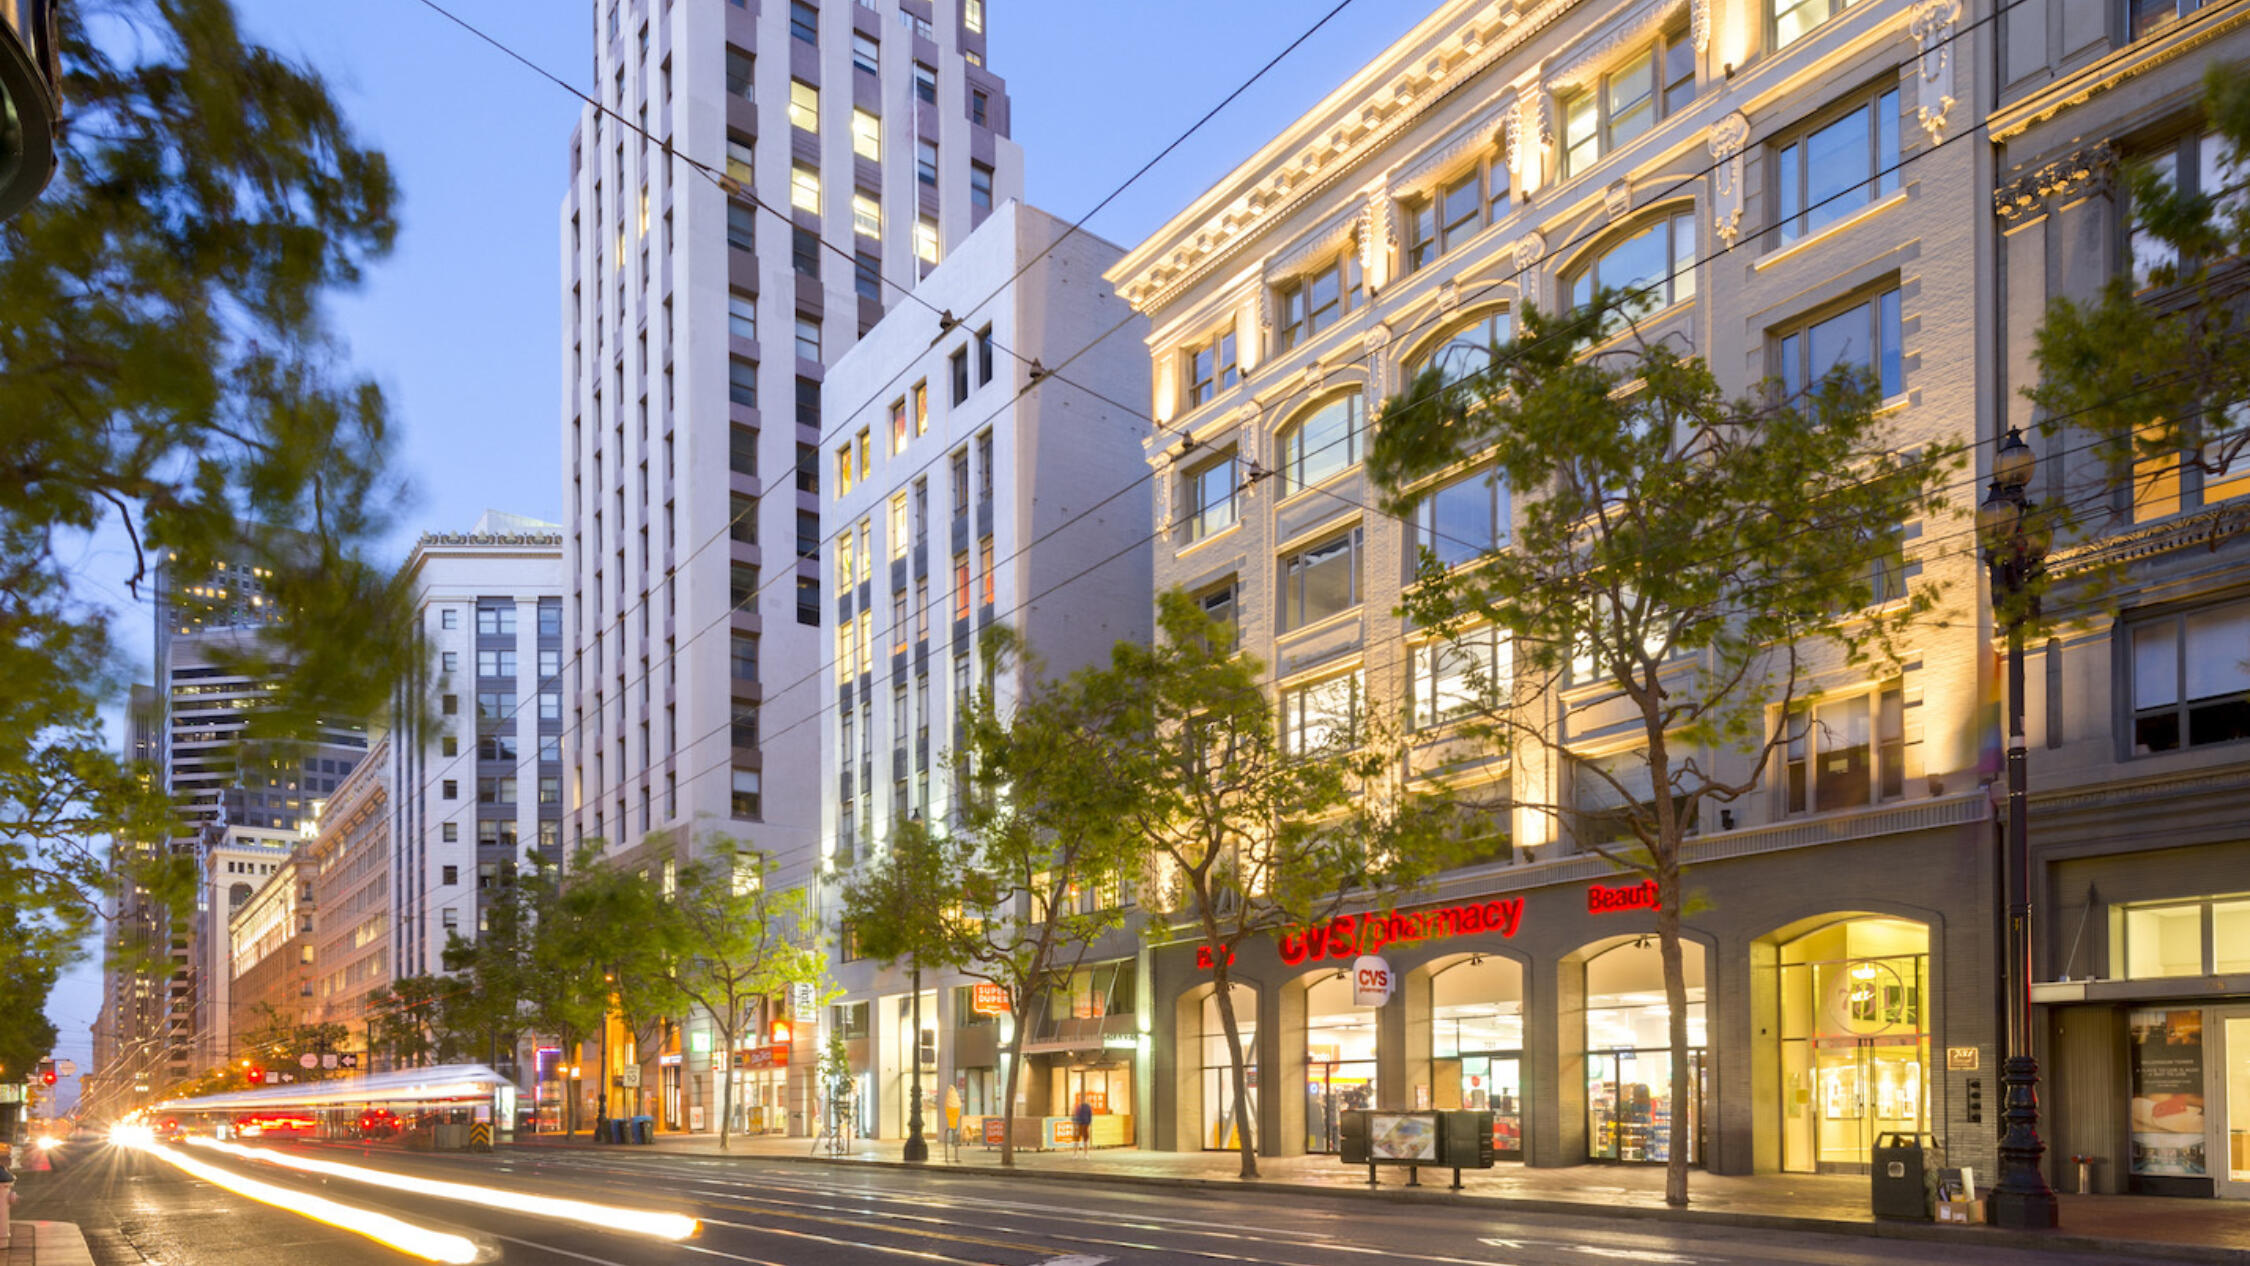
[12,1140,2183,1266]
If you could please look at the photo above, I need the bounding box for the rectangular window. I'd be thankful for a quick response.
[728,356,758,407]
[951,348,971,404]
[1777,287,1903,400]
[798,576,821,625]
[789,0,818,43]
[1198,582,1238,649]
[890,398,910,454]
[914,381,930,434]
[1562,29,1695,176]
[2115,896,2250,978]
[1182,451,1239,543]
[851,109,881,161]
[731,768,763,819]
[979,536,995,607]
[965,0,984,33]
[1775,0,1854,50]
[975,325,994,384]
[731,632,759,681]
[731,705,759,749]
[1414,468,1507,568]
[731,564,760,611]
[1775,89,1900,246]
[1280,528,1363,631]
[790,164,821,214]
[1781,682,1907,813]
[1280,673,1361,755]
[1275,248,1362,351]
[789,80,819,133]
[1439,169,1483,255]
[1184,326,1238,409]
[2130,599,2250,754]
[2130,132,2241,288]
[724,45,754,99]
[835,445,854,497]
[852,31,879,74]
[799,376,822,428]
[1281,393,1362,492]
[970,162,994,211]
[914,62,937,104]
[953,552,971,620]
[794,312,821,362]
[728,201,756,252]
[855,250,882,301]
[798,509,821,559]
[727,424,757,478]
[730,492,755,543]
[726,133,754,185]
[728,291,757,341]
[915,218,940,264]
[917,139,939,186]
[1410,626,1509,730]
[971,89,989,128]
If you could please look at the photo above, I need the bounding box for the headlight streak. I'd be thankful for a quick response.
[183,1137,699,1241]
[122,1137,478,1264]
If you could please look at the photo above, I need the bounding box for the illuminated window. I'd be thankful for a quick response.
[789,80,819,133]
[914,381,930,434]
[890,398,909,453]
[1278,393,1363,493]
[1410,627,1509,730]
[915,218,940,263]
[2114,895,2250,978]
[1774,0,1859,50]
[1774,89,1900,245]
[1779,682,1907,814]
[1561,28,1694,175]
[1180,450,1239,543]
[790,163,821,213]
[1183,325,1238,409]
[726,134,754,185]
[852,109,881,160]
[965,0,984,33]
[1280,673,1361,755]
[852,190,881,238]
[1275,243,1362,352]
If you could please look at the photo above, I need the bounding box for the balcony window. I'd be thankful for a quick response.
[852,109,881,161]
[1774,89,1900,245]
[2130,598,2250,754]
[1181,450,1239,543]
[789,80,819,133]
[1410,627,1509,730]
[1776,288,1903,400]
[1280,527,1362,632]
[1780,682,1905,814]
[1567,209,1697,319]
[1275,244,1363,351]
[1279,392,1363,494]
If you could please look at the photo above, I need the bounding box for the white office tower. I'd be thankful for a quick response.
[389,511,566,979]
[815,201,1151,1141]
[558,0,1024,878]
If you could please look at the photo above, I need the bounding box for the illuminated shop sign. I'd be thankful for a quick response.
[971,982,1010,1015]
[1278,897,1525,966]
[1587,880,1660,915]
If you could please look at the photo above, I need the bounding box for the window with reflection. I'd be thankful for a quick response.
[1280,672,1361,754]
[1775,288,1902,400]
[1561,28,1695,176]
[1408,310,1513,388]
[1773,88,1899,245]
[1280,393,1363,493]
[1279,527,1362,632]
[1277,242,1364,351]
[1774,0,1864,50]
[1413,468,1507,568]
[1568,210,1696,318]
[1410,627,1509,730]
[1180,450,1240,544]
[1183,326,1239,410]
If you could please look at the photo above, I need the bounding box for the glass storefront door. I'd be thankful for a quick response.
[1304,974,1379,1154]
[1774,917,1930,1173]
[1201,986,1257,1151]
[1432,955,1526,1159]
[2221,1012,2250,1199]
[1455,1053,1524,1157]
[1589,1048,1705,1163]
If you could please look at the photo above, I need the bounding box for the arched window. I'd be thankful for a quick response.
[1279,392,1363,493]
[229,882,253,907]
[1407,309,1513,389]
[1566,209,1696,318]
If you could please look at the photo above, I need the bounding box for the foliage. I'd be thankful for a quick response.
[1367,295,1959,1205]
[1088,592,1456,1178]
[2024,66,2250,606]
[668,837,824,1150]
[0,0,411,971]
[233,1001,350,1082]
[838,627,1144,1167]
[369,974,452,1069]
[0,904,66,1080]
[438,876,535,1071]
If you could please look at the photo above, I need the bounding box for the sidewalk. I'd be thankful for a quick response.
[512,1130,2250,1262]
[2,1223,94,1266]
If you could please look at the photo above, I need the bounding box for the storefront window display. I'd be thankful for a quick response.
[1774,917,1929,1172]
[2130,1008,2208,1184]
[891,991,938,1139]
[1050,1057,1135,1147]
[2223,1012,2250,1198]
[1431,955,1525,1158]
[1303,973,1379,1153]
[1584,939,1706,1164]
[1201,985,1257,1151]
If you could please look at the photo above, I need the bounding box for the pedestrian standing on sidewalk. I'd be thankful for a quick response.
[1072,1096,1093,1156]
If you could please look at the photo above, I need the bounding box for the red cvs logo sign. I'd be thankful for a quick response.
[1351,955,1394,1007]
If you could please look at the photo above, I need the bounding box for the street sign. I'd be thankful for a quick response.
[620,1064,642,1088]
[338,1052,359,1068]
[54,1059,76,1077]
[321,1053,339,1070]
[791,982,817,1024]
[299,1053,319,1069]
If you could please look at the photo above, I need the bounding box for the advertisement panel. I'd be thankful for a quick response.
[1367,1112,1440,1161]
[2129,1008,2207,1177]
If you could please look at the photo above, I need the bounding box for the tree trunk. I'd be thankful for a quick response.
[1657,854,1690,1209]
[1211,956,1258,1180]
[717,1022,734,1153]
[997,984,1036,1169]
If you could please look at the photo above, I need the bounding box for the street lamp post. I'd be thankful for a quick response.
[1978,426,2059,1230]
[903,812,929,1163]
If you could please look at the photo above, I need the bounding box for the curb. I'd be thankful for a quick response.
[511,1140,2244,1264]
[24,1223,95,1266]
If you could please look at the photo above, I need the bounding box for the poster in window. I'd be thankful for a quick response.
[2128,1008,2206,1177]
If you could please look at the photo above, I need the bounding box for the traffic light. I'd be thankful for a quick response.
[246,1066,265,1085]
[37,1059,56,1086]
[1966,1078,1984,1124]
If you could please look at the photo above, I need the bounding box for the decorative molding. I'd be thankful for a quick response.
[1909,0,1961,144]
[1987,0,2250,143]
[1392,102,1510,199]
[1267,207,1363,280]
[1603,177,1633,222]
[1513,230,1547,274]
[1547,0,1691,92]
[1305,360,1328,393]
[1708,111,1750,245]
[1991,141,2115,223]
[1366,321,1395,351]
[1691,0,1711,50]
[2050,498,2250,575]
[1439,278,1462,312]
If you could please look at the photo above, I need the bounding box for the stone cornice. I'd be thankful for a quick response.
[1991,141,2115,222]
[1987,0,2250,144]
[1545,0,1689,91]
[2050,499,2250,574]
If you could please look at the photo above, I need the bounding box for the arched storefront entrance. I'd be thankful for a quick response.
[1301,972,1379,1153]
[1763,915,1931,1173]
[1582,938,1707,1165]
[1428,954,1526,1158]
[1194,984,1257,1152]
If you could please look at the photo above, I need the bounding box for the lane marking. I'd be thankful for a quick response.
[125,1142,478,1264]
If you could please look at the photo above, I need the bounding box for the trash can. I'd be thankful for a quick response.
[631,1116,653,1145]
[1871,1131,1934,1220]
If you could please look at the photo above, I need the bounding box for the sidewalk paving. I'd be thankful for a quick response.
[512,1129,2250,1262]
[3,1223,94,1266]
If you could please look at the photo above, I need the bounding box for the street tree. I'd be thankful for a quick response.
[1366,295,1958,1206]
[669,838,825,1150]
[440,876,535,1073]
[1,0,415,962]
[524,845,681,1131]
[0,904,65,1081]
[1094,593,1455,1179]
[369,974,451,1069]
[2023,67,2250,607]
[235,1002,351,1083]
[839,629,1143,1168]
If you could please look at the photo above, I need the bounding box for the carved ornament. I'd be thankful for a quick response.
[1992,142,2116,223]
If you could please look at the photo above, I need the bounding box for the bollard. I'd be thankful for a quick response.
[0,1162,15,1247]
[2071,1154,2102,1195]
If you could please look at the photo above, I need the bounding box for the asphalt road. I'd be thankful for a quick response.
[11,1140,2181,1266]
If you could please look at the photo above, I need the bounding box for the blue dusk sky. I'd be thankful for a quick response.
[44,0,1429,1105]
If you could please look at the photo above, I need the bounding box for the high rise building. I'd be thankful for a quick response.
[389,512,565,980]
[87,684,165,1118]
[557,0,1024,896]
[812,201,1151,1140]
[307,736,392,1065]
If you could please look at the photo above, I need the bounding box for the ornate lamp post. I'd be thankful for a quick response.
[1978,426,2059,1230]
[902,811,929,1163]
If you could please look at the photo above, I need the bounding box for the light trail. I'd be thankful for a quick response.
[122,1136,479,1263]
[183,1137,700,1241]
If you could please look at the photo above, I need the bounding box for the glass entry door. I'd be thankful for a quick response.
[2223,1012,2250,1200]
[1305,1060,1377,1153]
[1810,1036,1925,1172]
[1455,1053,1524,1158]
